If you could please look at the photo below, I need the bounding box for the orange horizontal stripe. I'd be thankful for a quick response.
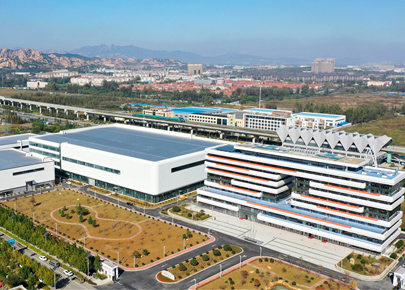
[215,163,249,171]
[316,206,378,221]
[300,195,360,209]
[208,168,269,182]
[246,201,352,229]
[324,184,380,197]
[219,184,258,194]
[208,155,296,173]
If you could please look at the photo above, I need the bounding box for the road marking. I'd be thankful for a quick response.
[161,264,167,268]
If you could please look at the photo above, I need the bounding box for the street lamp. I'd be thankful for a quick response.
[183,238,185,250]
[55,223,58,235]
[259,247,262,258]
[113,187,119,206]
[239,255,242,269]
[84,236,86,248]
[193,278,197,290]
[86,253,92,277]
[220,264,222,278]
[134,256,136,268]
[163,245,166,258]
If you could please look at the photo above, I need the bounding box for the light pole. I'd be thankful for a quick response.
[183,238,185,250]
[86,253,91,277]
[193,278,197,290]
[143,206,145,214]
[55,223,58,234]
[84,236,86,248]
[220,264,222,278]
[33,212,35,222]
[259,247,262,258]
[163,245,166,257]
[239,255,242,269]
[114,187,119,207]
[134,256,136,268]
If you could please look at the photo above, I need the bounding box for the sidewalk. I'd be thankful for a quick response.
[186,203,353,271]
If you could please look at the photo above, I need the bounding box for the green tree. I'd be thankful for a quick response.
[132,250,142,258]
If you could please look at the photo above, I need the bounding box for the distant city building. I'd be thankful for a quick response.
[27,80,48,90]
[367,80,392,87]
[188,64,203,75]
[293,112,348,129]
[243,109,293,131]
[311,58,335,74]
[142,107,174,118]
[36,69,79,79]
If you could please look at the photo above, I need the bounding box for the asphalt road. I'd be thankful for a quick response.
[0,231,94,290]
[4,185,398,290]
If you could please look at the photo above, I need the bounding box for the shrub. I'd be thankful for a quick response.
[223,244,232,251]
[187,213,192,218]
[178,275,182,279]
[259,258,263,263]
[356,254,362,260]
[292,281,296,285]
[396,240,404,249]
[270,258,274,263]
[256,269,260,274]
[179,263,187,272]
[213,250,221,256]
[264,258,268,262]
[346,255,353,261]
[202,255,209,261]
[360,259,367,264]
[351,264,364,272]
[213,259,217,263]
[390,253,398,259]
[218,245,223,249]
[190,258,199,266]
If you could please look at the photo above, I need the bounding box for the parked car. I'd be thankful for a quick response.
[49,260,60,267]
[63,270,74,277]
[39,256,48,261]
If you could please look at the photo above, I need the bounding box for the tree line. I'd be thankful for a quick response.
[0,205,101,276]
[294,102,390,124]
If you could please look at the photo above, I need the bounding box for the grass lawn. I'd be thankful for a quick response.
[341,116,405,146]
[167,245,242,280]
[199,258,352,290]
[170,204,211,221]
[5,189,208,267]
[338,252,393,276]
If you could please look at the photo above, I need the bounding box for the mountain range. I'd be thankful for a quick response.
[68,44,309,65]
[0,48,183,70]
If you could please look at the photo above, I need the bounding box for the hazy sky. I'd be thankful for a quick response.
[1,0,404,62]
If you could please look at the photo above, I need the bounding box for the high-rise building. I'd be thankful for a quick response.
[188,64,203,75]
[311,58,335,74]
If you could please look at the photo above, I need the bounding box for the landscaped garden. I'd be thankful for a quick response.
[338,252,393,276]
[161,245,242,281]
[392,240,405,261]
[4,189,209,268]
[198,257,355,290]
[88,186,112,195]
[169,204,211,221]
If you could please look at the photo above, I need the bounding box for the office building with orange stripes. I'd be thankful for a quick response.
[197,140,405,254]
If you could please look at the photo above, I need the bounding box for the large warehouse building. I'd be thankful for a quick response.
[197,128,405,254]
[0,149,55,195]
[28,124,223,203]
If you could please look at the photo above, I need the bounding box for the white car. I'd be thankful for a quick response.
[39,256,48,261]
[63,270,74,277]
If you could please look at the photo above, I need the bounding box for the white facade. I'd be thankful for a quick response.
[27,80,48,89]
[28,124,223,203]
[198,134,405,254]
[0,149,55,194]
[292,113,347,129]
[243,109,293,131]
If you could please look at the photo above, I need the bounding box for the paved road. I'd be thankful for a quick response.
[0,231,94,290]
[4,186,398,290]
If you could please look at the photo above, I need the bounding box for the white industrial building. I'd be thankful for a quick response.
[0,149,55,195]
[0,133,36,151]
[28,124,223,203]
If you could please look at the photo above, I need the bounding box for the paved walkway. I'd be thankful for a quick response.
[186,204,352,271]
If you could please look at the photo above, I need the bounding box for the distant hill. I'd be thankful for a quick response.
[70,44,309,65]
[0,48,183,70]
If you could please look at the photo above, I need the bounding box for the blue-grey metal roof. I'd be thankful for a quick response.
[295,112,344,119]
[0,133,36,146]
[0,149,43,171]
[32,126,222,162]
[245,108,292,114]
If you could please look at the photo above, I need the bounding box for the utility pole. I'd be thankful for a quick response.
[258,87,262,108]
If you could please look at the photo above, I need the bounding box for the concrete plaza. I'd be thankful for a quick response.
[186,204,353,271]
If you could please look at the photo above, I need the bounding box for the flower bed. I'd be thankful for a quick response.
[338,252,393,275]
[164,245,242,281]
[170,204,210,221]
